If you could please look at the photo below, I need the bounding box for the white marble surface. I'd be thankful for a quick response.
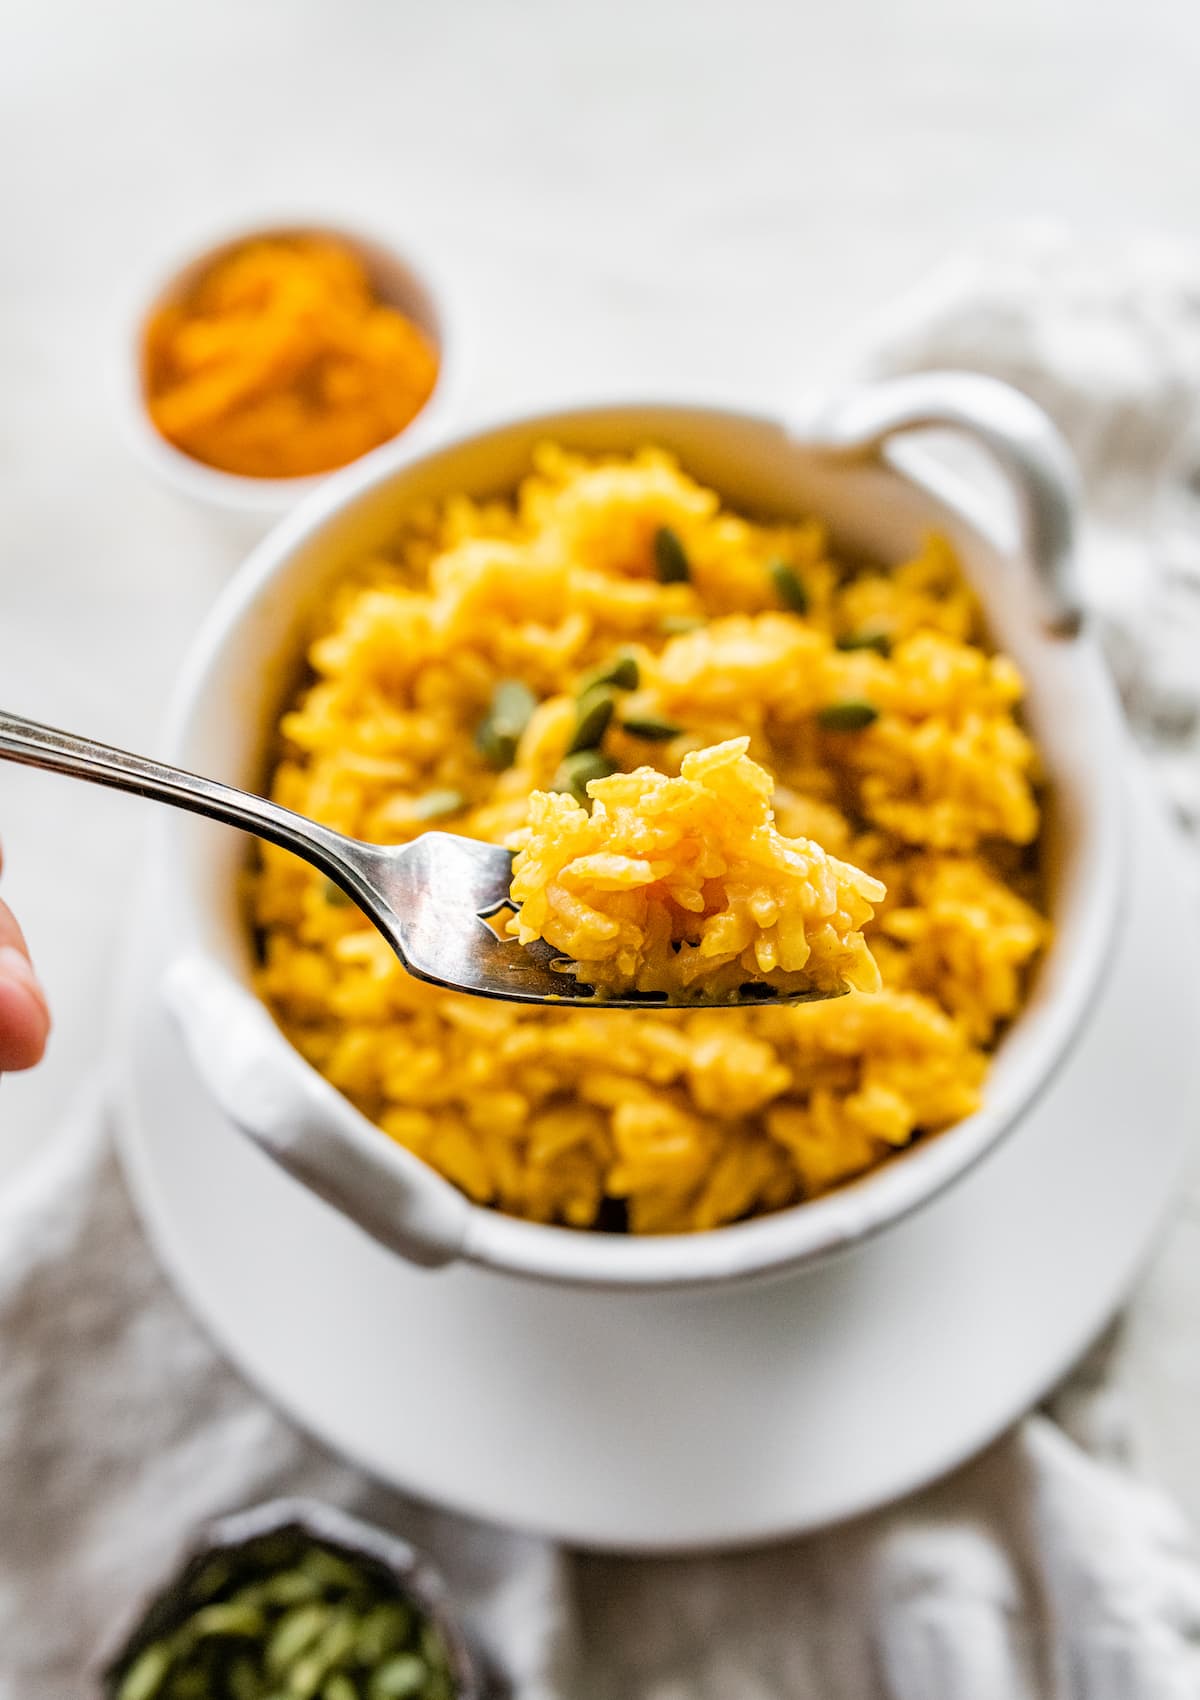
[4,0,1200,1520]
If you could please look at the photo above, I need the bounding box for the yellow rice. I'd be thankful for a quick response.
[508,737,884,998]
[251,445,1048,1235]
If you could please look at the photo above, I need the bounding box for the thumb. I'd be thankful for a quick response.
[0,905,50,1071]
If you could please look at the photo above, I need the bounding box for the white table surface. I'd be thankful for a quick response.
[5,0,1200,1525]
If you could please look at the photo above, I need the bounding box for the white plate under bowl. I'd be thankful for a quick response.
[115,749,1199,1553]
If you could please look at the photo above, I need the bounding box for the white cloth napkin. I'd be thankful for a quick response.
[4,231,1200,1700]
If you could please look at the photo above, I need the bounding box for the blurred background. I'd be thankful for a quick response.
[5,0,1200,1520]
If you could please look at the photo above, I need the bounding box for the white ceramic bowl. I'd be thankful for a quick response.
[121,218,463,516]
[161,378,1126,1290]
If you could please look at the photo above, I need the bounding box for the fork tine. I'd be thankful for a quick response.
[360,831,850,1008]
[403,925,588,1003]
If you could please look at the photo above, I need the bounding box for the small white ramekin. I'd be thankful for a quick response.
[119,216,464,516]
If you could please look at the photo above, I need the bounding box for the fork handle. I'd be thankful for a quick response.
[0,708,361,891]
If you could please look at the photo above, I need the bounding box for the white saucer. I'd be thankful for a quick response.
[115,754,1200,1552]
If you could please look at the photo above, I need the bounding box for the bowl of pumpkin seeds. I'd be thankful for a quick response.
[99,1499,484,1700]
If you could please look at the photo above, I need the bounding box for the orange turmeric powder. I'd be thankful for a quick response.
[143,234,439,478]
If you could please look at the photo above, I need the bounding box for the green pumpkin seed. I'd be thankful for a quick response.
[369,1655,428,1699]
[355,1603,413,1666]
[490,679,539,735]
[620,716,682,742]
[475,679,538,769]
[567,685,615,754]
[474,722,513,768]
[418,1622,450,1671]
[816,699,879,731]
[835,630,891,656]
[582,651,639,692]
[229,1657,265,1700]
[167,1672,210,1700]
[182,1602,266,1645]
[259,1571,325,1608]
[411,788,467,822]
[322,1677,359,1700]
[267,1604,331,1674]
[552,749,615,805]
[653,526,690,583]
[190,1556,236,1602]
[251,1535,298,1571]
[287,1613,359,1698]
[660,613,704,635]
[227,1580,269,1610]
[117,1641,175,1700]
[322,878,353,908]
[769,560,809,613]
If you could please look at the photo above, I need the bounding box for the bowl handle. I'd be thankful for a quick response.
[786,370,1083,634]
[161,954,471,1269]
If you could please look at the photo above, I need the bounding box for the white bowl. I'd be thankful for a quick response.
[121,217,463,516]
[160,380,1126,1290]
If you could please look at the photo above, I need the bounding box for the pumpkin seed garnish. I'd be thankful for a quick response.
[258,1570,325,1607]
[267,1603,331,1673]
[659,613,705,636]
[581,651,639,692]
[116,1641,173,1700]
[410,788,467,822]
[653,525,691,583]
[817,699,879,731]
[418,1623,450,1670]
[621,716,682,742]
[229,1656,262,1700]
[552,749,616,805]
[370,1654,429,1698]
[835,630,891,656]
[322,879,353,908]
[185,1601,266,1641]
[475,678,537,769]
[298,1548,365,1593]
[567,685,616,754]
[768,560,809,613]
[355,1603,412,1667]
[192,1557,236,1602]
[288,1610,360,1697]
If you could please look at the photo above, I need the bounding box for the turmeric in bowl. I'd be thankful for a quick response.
[142,234,439,479]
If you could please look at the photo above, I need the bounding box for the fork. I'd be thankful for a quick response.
[0,709,846,1009]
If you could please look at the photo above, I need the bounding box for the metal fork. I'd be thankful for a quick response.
[0,709,847,1009]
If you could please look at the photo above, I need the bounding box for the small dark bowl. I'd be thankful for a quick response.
[96,1497,486,1699]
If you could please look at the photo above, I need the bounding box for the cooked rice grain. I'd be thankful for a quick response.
[508,737,884,998]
